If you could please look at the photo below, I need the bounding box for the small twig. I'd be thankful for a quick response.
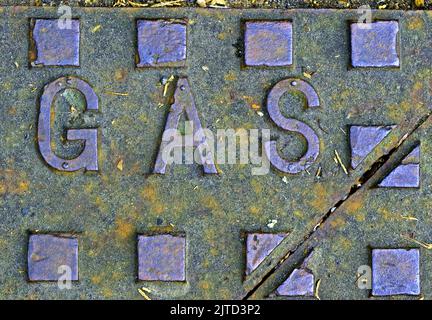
[401,234,432,249]
[151,0,185,7]
[334,150,348,175]
[163,75,175,97]
[315,166,322,179]
[105,91,129,96]
[128,0,149,6]
[138,287,152,300]
[400,215,418,222]
[314,279,321,300]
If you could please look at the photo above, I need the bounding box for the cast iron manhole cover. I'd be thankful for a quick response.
[0,6,431,299]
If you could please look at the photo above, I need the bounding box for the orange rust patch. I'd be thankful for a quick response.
[249,205,260,216]
[101,287,113,298]
[329,216,346,229]
[151,202,165,215]
[199,280,211,290]
[141,184,157,203]
[250,179,263,194]
[114,218,135,241]
[344,196,363,214]
[0,170,30,195]
[201,195,220,211]
[310,183,329,211]
[337,236,352,251]
[242,95,261,111]
[224,71,237,82]
[353,211,366,222]
[91,274,103,285]
[378,207,393,220]
[407,16,424,30]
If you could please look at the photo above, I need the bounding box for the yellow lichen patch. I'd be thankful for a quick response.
[242,95,261,111]
[201,194,221,212]
[224,71,237,82]
[344,196,363,214]
[250,178,263,194]
[377,207,393,221]
[217,32,227,40]
[293,210,304,219]
[329,216,346,229]
[138,113,148,124]
[0,184,5,195]
[84,180,97,194]
[249,205,260,217]
[218,288,231,299]
[337,236,352,251]
[141,184,158,203]
[210,247,218,256]
[353,211,366,222]
[386,103,403,122]
[199,280,211,291]
[202,258,210,268]
[17,181,29,193]
[310,183,329,211]
[331,89,351,111]
[94,196,109,213]
[407,16,424,30]
[101,287,113,298]
[148,225,175,233]
[2,82,12,91]
[0,170,30,195]
[151,202,165,215]
[114,218,135,241]
[91,274,103,285]
[120,204,140,221]
[204,228,216,241]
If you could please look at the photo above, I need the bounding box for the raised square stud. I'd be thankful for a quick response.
[30,19,80,67]
[136,20,187,67]
[244,21,293,67]
[28,234,79,281]
[138,234,186,281]
[350,21,400,68]
[372,248,420,296]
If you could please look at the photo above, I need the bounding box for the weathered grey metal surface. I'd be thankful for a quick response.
[0,7,431,300]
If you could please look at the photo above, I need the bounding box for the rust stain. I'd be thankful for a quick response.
[224,71,237,82]
[329,216,346,229]
[250,178,263,194]
[0,170,30,195]
[114,218,135,241]
[310,183,329,211]
[141,184,157,203]
[344,195,363,214]
[407,16,424,30]
[248,205,260,217]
